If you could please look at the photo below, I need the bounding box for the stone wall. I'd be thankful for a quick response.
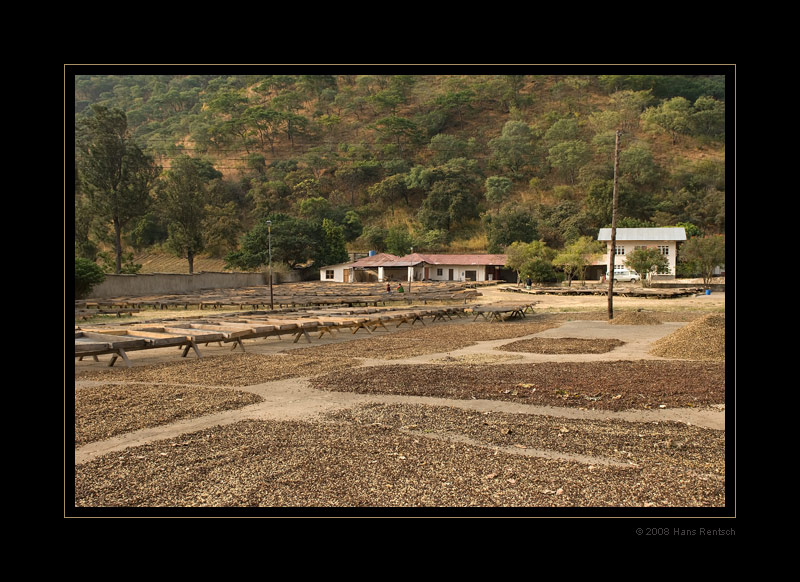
[88,271,268,298]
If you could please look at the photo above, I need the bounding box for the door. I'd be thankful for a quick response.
[448,269,454,281]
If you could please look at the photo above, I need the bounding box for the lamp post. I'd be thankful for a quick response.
[408,246,413,294]
[266,220,273,310]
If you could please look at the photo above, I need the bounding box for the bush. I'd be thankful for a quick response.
[75,257,106,299]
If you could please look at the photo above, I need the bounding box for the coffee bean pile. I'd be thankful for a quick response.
[310,360,725,411]
[649,313,725,361]
[286,318,564,360]
[74,406,724,508]
[75,383,262,446]
[608,311,663,325]
[497,337,626,354]
[76,353,363,387]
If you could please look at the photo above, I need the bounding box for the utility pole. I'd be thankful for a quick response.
[267,220,274,310]
[607,130,621,320]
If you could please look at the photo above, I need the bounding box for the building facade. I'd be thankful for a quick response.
[320,253,511,283]
[597,227,687,278]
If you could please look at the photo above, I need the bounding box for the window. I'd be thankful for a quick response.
[325,270,335,280]
[614,246,625,255]
[436,268,443,276]
[658,245,669,256]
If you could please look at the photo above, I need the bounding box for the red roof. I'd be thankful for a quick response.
[393,253,507,266]
[349,253,401,267]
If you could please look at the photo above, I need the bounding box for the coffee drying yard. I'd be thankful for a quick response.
[71,287,729,514]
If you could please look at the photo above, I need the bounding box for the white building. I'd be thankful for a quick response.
[319,261,352,283]
[395,253,510,282]
[320,253,511,283]
[597,227,686,278]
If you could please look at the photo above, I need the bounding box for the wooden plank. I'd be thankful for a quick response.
[159,327,226,343]
[75,335,112,353]
[76,331,148,349]
[80,328,191,348]
[163,322,251,339]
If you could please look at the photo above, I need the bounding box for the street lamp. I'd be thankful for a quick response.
[266,220,273,310]
[408,246,413,295]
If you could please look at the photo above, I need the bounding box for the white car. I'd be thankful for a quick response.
[613,269,640,282]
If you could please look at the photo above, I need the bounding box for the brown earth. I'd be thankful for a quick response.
[71,285,729,511]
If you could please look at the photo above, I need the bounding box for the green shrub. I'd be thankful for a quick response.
[75,258,106,299]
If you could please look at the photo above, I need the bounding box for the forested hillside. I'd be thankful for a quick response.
[73,71,728,275]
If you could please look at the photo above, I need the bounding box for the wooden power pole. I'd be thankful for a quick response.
[607,130,621,320]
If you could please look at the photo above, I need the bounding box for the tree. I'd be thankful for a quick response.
[483,204,538,253]
[411,158,482,232]
[553,236,604,286]
[428,134,471,164]
[484,176,513,205]
[76,105,160,273]
[226,214,316,270]
[690,96,725,140]
[371,115,423,151]
[642,97,692,144]
[504,240,557,284]
[243,106,285,154]
[488,120,535,178]
[157,156,222,273]
[547,139,591,184]
[678,234,725,287]
[319,218,349,267]
[368,173,410,212]
[625,247,669,286]
[75,257,106,299]
[385,226,413,257]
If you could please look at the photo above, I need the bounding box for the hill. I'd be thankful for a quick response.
[73,70,729,274]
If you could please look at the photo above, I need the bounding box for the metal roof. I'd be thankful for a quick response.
[391,253,508,266]
[597,227,686,242]
[348,253,401,267]
[325,253,510,270]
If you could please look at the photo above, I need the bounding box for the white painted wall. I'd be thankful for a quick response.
[320,264,348,282]
[409,264,489,282]
[600,240,679,275]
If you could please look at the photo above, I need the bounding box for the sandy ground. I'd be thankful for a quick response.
[74,286,727,466]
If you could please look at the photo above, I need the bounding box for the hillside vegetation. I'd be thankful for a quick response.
[73,71,727,275]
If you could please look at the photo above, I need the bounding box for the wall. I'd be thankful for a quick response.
[412,264,494,282]
[320,265,347,282]
[89,271,267,298]
[600,241,679,277]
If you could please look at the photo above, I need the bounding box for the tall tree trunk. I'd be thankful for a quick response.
[113,217,122,274]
